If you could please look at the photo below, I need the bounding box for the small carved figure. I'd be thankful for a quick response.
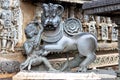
[12,0,23,44]
[112,23,118,41]
[87,16,97,35]
[0,0,13,53]
[20,22,56,71]
[100,17,108,40]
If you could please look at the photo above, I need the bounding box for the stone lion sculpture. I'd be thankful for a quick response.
[21,3,97,72]
[39,3,97,72]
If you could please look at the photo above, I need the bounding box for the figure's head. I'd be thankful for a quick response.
[25,23,38,39]
[1,0,10,9]
[41,3,64,31]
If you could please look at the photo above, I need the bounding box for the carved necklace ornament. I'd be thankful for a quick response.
[64,18,82,36]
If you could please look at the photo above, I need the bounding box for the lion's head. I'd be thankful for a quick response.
[41,3,64,31]
[41,3,64,43]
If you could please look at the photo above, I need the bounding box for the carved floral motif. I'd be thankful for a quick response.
[64,18,83,35]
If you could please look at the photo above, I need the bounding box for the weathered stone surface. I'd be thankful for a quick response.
[0,61,20,73]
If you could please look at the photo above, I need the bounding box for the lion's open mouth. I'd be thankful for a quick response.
[44,25,57,31]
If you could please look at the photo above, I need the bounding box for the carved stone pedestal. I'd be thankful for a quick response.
[13,71,100,80]
[13,70,116,80]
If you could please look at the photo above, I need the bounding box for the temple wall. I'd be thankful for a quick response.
[0,0,119,79]
[0,1,36,78]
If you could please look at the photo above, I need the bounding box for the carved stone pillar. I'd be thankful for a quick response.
[83,15,89,32]
[69,5,75,18]
[107,17,112,41]
[62,6,68,21]
[95,16,101,40]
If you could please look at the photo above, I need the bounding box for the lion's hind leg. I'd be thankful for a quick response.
[77,53,96,72]
[77,35,97,72]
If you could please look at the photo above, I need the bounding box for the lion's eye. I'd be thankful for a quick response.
[45,13,49,17]
[52,14,56,17]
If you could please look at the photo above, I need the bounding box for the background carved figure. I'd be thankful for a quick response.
[0,0,22,53]
[0,0,13,53]
[12,0,23,44]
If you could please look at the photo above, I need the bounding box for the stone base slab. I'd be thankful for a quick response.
[12,70,116,80]
[13,71,100,80]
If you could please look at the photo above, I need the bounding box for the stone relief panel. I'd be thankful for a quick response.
[112,23,118,41]
[82,15,118,42]
[0,0,23,54]
[49,53,119,71]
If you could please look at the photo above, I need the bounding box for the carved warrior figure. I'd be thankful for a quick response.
[20,22,56,71]
[39,3,97,72]
[0,0,13,53]
[0,0,22,53]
